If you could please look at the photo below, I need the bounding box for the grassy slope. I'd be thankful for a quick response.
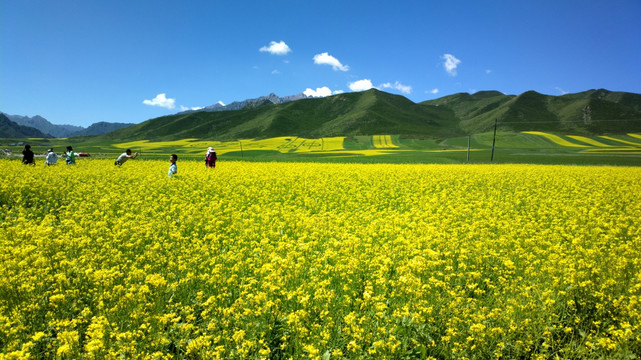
[101,89,462,142]
[422,89,641,135]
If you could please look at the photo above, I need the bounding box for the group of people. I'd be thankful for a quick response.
[22,144,218,178]
[21,144,76,166]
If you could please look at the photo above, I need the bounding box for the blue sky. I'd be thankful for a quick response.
[2,0,640,127]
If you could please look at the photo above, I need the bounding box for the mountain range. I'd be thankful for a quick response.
[0,113,52,138]
[100,88,641,141]
[0,112,134,138]
[182,92,312,113]
[4,89,640,141]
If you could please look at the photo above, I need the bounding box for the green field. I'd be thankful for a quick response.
[2,131,640,166]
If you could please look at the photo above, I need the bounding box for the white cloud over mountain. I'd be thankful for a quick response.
[303,87,345,97]
[313,52,349,71]
[143,93,176,109]
[380,81,412,94]
[259,41,292,55]
[304,87,333,98]
[349,79,373,92]
[180,105,204,111]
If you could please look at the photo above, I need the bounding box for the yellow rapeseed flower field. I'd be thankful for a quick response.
[1,159,640,359]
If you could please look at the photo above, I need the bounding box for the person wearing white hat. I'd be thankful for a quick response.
[45,148,58,166]
[205,147,217,168]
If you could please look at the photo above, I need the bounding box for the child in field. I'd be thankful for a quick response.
[205,147,217,168]
[45,148,58,165]
[22,144,35,165]
[65,146,76,165]
[115,149,139,166]
[168,154,178,177]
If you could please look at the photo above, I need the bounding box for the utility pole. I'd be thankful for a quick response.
[490,119,498,162]
[467,135,471,163]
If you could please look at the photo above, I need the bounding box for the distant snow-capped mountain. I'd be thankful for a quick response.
[181,92,312,114]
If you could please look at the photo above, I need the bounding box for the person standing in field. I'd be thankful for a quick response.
[205,147,217,168]
[22,144,35,165]
[45,148,58,165]
[65,146,76,165]
[168,154,177,177]
[115,149,139,166]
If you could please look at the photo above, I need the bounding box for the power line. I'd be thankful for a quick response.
[498,118,641,124]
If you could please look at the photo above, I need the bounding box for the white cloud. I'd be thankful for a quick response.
[259,41,291,55]
[143,93,176,109]
[442,54,461,76]
[486,69,492,74]
[380,81,412,94]
[334,90,345,95]
[272,69,280,75]
[217,101,225,106]
[180,105,204,111]
[429,88,439,94]
[349,79,373,92]
[304,87,333,98]
[313,52,349,71]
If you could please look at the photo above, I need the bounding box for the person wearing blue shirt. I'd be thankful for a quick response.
[168,154,177,177]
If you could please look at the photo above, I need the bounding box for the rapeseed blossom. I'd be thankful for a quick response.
[0,159,640,358]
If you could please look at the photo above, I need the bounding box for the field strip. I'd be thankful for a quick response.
[582,149,641,155]
[373,135,399,148]
[598,136,641,147]
[373,135,382,148]
[319,137,345,151]
[628,133,641,140]
[566,135,611,147]
[522,131,588,147]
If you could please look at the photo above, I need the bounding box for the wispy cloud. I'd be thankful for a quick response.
[380,81,412,94]
[555,86,569,95]
[442,54,461,76]
[259,41,292,55]
[271,69,280,75]
[180,105,204,111]
[349,79,373,92]
[485,69,492,74]
[313,52,349,71]
[428,88,439,94]
[143,93,176,109]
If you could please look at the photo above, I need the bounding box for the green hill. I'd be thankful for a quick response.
[422,89,641,135]
[102,89,461,141]
[99,88,641,142]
